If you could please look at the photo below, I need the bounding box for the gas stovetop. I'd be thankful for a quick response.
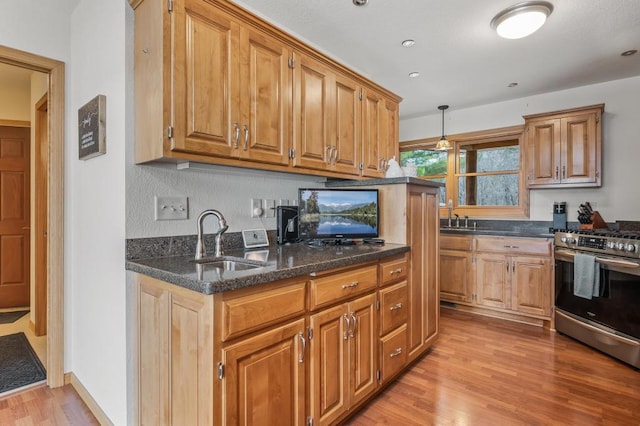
[554,229,640,259]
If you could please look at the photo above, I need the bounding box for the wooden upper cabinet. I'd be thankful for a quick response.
[361,89,384,178]
[524,104,603,188]
[332,72,362,176]
[292,51,333,172]
[171,0,238,158]
[237,26,291,165]
[131,0,401,178]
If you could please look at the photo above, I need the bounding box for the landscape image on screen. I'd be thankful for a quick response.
[299,189,378,238]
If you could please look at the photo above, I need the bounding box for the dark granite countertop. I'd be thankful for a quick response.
[126,242,409,295]
[440,227,553,239]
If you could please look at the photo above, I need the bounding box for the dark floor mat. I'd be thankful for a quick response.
[0,332,46,393]
[0,310,29,324]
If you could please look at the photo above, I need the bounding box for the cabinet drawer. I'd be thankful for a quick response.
[221,281,306,341]
[475,237,551,256]
[378,281,408,336]
[379,254,408,286]
[379,324,407,383]
[440,234,473,251]
[309,265,378,310]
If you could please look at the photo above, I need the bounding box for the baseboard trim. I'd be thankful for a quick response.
[65,372,113,426]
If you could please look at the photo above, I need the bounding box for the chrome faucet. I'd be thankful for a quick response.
[464,215,469,228]
[447,202,453,227]
[454,213,460,228]
[195,209,228,260]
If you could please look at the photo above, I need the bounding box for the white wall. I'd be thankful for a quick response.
[400,76,640,222]
[68,1,127,424]
[2,0,128,424]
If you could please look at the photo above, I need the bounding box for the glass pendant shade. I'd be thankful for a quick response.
[435,105,452,150]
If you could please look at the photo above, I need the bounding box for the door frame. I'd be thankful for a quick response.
[34,93,48,336]
[0,44,65,387]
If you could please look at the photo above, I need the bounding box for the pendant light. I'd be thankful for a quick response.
[491,1,553,39]
[435,105,452,151]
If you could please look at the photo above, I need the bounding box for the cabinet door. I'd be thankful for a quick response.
[309,304,348,426]
[527,118,561,186]
[440,249,472,303]
[332,73,361,176]
[381,99,399,169]
[511,256,552,317]
[348,293,378,408]
[407,189,425,357]
[221,318,306,426]
[561,112,599,185]
[239,26,291,165]
[361,89,384,178]
[476,253,510,309]
[292,51,334,172]
[172,0,239,158]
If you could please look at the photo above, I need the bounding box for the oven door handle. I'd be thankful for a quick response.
[555,249,640,269]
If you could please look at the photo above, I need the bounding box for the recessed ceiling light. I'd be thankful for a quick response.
[352,0,368,6]
[508,82,518,87]
[491,1,554,39]
[621,49,637,57]
[408,72,420,78]
[402,39,416,48]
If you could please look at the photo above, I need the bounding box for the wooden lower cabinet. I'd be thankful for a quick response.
[135,248,434,425]
[309,292,377,426]
[220,319,306,425]
[440,235,553,325]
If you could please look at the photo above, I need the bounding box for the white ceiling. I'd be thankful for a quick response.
[232,0,640,119]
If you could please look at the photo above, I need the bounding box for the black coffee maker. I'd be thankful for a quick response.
[553,202,567,230]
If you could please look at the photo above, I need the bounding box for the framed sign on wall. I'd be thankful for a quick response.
[78,94,106,160]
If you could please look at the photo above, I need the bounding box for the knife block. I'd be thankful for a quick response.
[579,211,608,230]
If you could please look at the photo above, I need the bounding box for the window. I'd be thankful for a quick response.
[400,125,529,218]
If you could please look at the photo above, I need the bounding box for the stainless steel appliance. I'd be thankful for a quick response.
[554,230,640,368]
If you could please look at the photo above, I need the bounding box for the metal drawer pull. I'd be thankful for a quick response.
[389,348,403,358]
[233,122,240,148]
[343,314,351,340]
[389,268,403,275]
[243,124,249,150]
[503,245,520,249]
[389,303,403,311]
[298,332,306,364]
[341,281,359,289]
[349,313,357,338]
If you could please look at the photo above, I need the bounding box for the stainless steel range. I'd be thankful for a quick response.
[554,230,640,368]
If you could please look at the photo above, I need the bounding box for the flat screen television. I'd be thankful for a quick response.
[298,188,379,240]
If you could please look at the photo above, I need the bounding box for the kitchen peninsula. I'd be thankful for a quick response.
[127,178,442,425]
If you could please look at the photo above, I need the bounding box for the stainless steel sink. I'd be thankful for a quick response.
[192,256,268,271]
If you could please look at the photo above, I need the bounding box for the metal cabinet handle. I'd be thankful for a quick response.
[389,302,403,311]
[343,314,351,340]
[243,124,249,150]
[349,313,357,338]
[233,123,240,148]
[326,146,333,163]
[341,281,359,290]
[506,262,509,272]
[298,332,306,364]
[331,146,338,164]
[389,347,403,358]
[389,268,403,275]
[503,245,520,249]
[555,166,559,179]
[562,165,566,179]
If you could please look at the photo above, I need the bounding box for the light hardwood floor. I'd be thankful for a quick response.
[348,307,640,425]
[1,308,639,424]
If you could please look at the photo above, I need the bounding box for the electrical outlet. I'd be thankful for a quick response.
[155,196,188,220]
[263,199,276,218]
[251,198,263,218]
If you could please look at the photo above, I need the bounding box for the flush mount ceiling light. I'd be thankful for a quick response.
[491,1,553,39]
[435,105,452,151]
[508,82,518,87]
[621,49,637,57]
[408,72,420,78]
[401,39,416,48]
[352,0,368,6]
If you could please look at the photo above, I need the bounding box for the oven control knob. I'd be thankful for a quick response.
[616,242,625,250]
[625,244,636,253]
[561,236,575,244]
[606,241,616,249]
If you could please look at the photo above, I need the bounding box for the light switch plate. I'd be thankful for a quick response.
[155,196,188,220]
[242,229,269,248]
